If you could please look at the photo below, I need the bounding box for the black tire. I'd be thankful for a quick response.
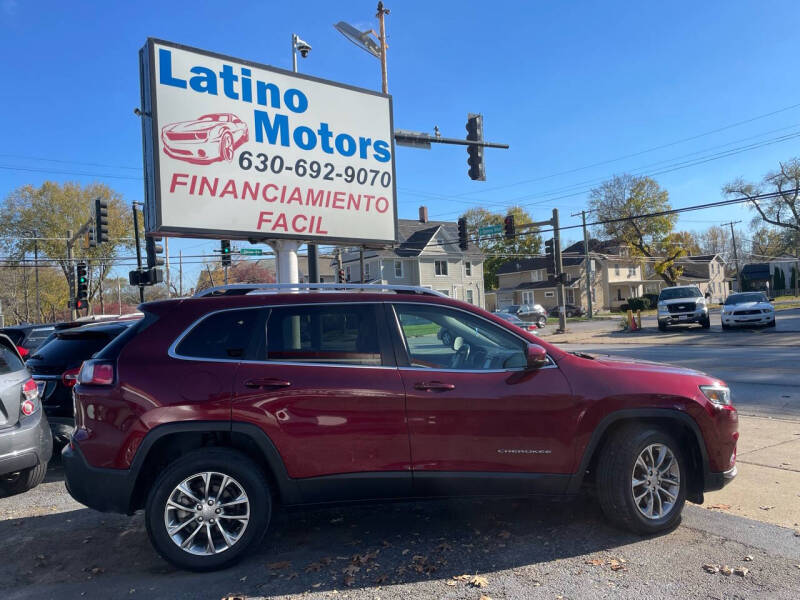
[657,322,667,332]
[219,132,234,162]
[768,319,776,328]
[145,448,271,571]
[50,421,74,453]
[721,323,729,330]
[0,462,47,496]
[596,425,687,535]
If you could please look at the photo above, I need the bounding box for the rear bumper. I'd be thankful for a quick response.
[0,411,53,477]
[704,464,737,492]
[62,442,135,514]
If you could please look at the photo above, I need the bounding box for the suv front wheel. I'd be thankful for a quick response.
[596,425,686,534]
[145,448,271,571]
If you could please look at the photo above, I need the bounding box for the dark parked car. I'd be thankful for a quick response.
[548,304,585,318]
[497,304,547,328]
[0,334,52,496]
[26,320,137,447]
[0,324,57,359]
[64,284,737,571]
[493,311,539,334]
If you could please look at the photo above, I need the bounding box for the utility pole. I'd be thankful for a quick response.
[376,2,390,94]
[795,233,799,297]
[33,231,41,322]
[723,221,742,292]
[571,210,594,319]
[179,250,183,296]
[552,208,567,333]
[117,279,121,314]
[360,247,366,282]
[132,203,145,302]
[164,237,171,298]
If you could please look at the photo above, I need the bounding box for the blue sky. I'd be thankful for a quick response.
[2,0,799,283]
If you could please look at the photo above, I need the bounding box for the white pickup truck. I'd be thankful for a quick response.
[656,285,710,331]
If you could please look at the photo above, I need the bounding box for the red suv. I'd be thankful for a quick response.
[62,285,738,571]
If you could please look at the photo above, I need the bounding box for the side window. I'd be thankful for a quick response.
[266,304,382,365]
[394,304,527,371]
[175,309,265,360]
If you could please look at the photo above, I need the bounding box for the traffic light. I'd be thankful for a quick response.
[338,268,345,283]
[457,217,468,251]
[221,239,232,267]
[94,199,109,243]
[129,268,163,287]
[87,225,96,249]
[504,214,515,239]
[544,238,555,275]
[76,262,88,309]
[466,113,485,181]
[146,236,164,269]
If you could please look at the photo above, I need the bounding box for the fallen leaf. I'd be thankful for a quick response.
[374,574,388,584]
[759,505,775,511]
[343,575,355,587]
[401,549,410,556]
[733,567,749,577]
[609,559,626,572]
[343,564,360,576]
[445,580,457,586]
[479,596,493,600]
[585,558,604,566]
[267,561,291,570]
[311,583,322,589]
[239,576,247,582]
[703,564,719,574]
[720,565,732,576]
[306,562,323,572]
[470,575,489,588]
[498,530,511,539]
[453,574,472,582]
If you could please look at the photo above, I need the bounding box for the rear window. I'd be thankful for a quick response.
[34,333,116,364]
[0,330,25,346]
[175,309,266,360]
[22,327,55,350]
[0,338,25,374]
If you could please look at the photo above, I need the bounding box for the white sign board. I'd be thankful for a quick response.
[139,39,397,244]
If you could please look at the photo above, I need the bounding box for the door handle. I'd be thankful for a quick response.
[244,378,292,389]
[414,381,456,392]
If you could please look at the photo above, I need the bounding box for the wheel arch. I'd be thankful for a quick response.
[568,408,708,503]
[128,421,301,512]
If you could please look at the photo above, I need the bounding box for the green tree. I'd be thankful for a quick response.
[0,182,134,317]
[588,174,685,285]
[461,205,542,290]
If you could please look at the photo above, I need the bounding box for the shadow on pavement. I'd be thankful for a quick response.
[0,494,659,598]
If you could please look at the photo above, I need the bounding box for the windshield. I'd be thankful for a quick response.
[659,287,702,300]
[725,293,768,305]
[501,305,519,313]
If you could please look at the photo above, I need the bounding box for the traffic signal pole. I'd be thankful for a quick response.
[552,208,567,333]
[132,203,145,302]
[582,210,593,318]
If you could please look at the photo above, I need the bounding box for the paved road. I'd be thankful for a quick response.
[2,463,799,600]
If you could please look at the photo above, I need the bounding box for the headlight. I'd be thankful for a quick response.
[700,384,731,406]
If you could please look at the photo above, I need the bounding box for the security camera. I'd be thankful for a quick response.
[296,38,312,58]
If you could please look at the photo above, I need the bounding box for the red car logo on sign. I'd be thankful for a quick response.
[161,113,249,165]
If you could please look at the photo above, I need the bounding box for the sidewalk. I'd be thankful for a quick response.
[701,414,800,531]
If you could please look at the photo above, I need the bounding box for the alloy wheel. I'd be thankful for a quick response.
[163,471,250,555]
[631,443,680,520]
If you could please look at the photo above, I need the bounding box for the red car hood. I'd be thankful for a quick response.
[164,120,218,133]
[584,353,712,379]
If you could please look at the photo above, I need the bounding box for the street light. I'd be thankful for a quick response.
[334,2,390,93]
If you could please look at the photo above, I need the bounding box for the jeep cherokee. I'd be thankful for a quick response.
[62,284,738,571]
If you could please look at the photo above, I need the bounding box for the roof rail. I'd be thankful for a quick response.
[193,283,448,298]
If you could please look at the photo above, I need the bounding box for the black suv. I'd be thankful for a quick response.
[0,324,57,359]
[26,321,136,447]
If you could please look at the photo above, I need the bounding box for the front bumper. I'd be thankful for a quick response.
[0,410,53,477]
[721,313,774,326]
[658,310,707,325]
[62,441,135,514]
[704,464,737,492]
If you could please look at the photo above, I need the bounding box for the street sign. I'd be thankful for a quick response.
[478,224,503,236]
[239,248,263,256]
[139,38,398,245]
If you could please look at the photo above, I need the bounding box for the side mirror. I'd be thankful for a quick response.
[525,344,549,369]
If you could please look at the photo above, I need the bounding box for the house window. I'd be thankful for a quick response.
[394,260,403,278]
[345,265,352,282]
[521,291,534,304]
[628,266,635,277]
[531,270,542,282]
[615,263,620,276]
[438,289,450,296]
[364,262,371,281]
[435,260,448,276]
[466,289,474,304]
[465,261,472,276]
[544,291,555,298]
[617,288,623,301]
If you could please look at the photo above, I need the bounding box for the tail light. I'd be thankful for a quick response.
[62,366,81,388]
[17,345,29,359]
[78,360,115,386]
[20,379,40,416]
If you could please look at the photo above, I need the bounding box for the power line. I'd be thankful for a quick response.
[0,154,140,171]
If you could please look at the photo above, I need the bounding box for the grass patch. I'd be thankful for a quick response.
[402,323,440,337]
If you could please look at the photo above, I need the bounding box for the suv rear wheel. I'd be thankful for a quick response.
[145,448,271,571]
[596,425,686,534]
